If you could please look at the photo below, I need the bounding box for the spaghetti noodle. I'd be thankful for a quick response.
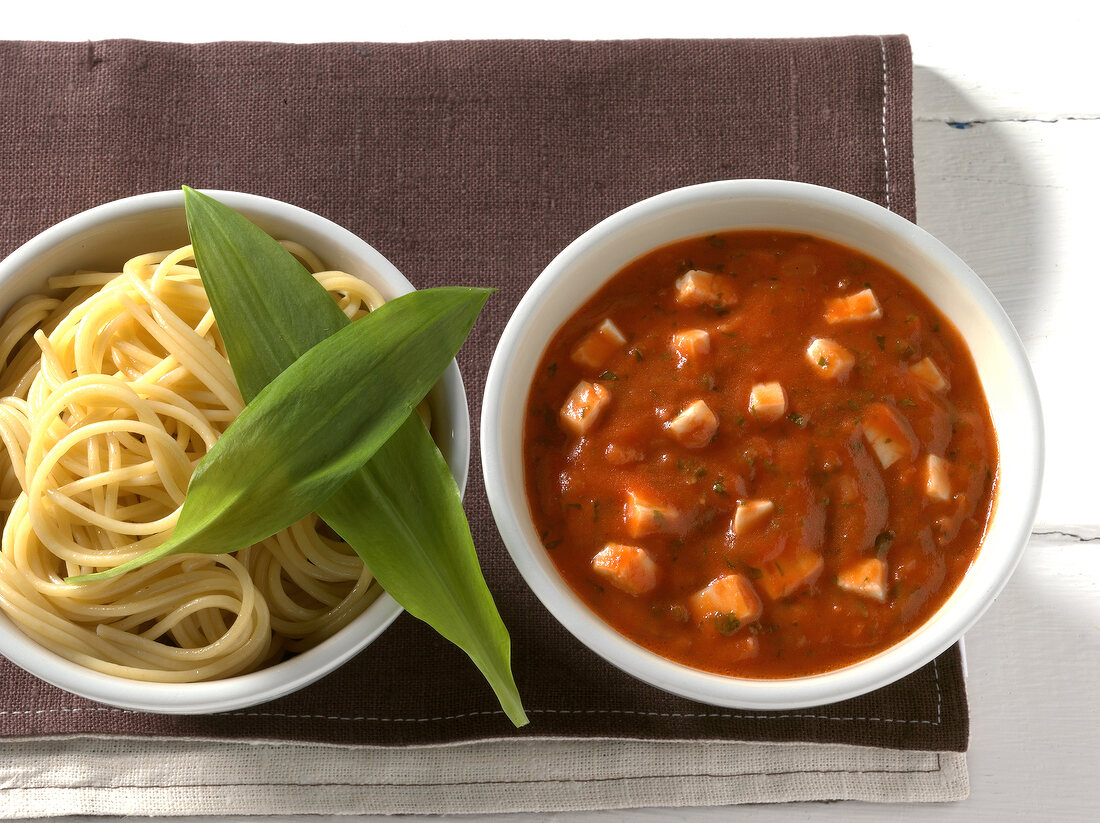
[0,243,391,682]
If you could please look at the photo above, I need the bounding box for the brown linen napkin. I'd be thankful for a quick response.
[0,36,967,754]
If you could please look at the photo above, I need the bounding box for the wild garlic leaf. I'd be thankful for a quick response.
[182,187,526,726]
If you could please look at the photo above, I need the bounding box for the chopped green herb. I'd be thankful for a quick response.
[715,614,741,635]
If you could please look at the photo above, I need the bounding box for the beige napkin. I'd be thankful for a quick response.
[0,737,966,817]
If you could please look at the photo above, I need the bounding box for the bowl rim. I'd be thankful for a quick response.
[0,188,471,714]
[482,178,1043,709]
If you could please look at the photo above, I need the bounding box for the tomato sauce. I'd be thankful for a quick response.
[523,230,998,678]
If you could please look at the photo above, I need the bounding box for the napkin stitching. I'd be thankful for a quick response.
[878,35,892,211]
[1,658,945,725]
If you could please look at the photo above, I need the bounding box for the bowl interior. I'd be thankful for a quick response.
[483,180,1042,709]
[0,190,471,713]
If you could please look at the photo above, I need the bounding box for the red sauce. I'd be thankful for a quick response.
[523,230,998,678]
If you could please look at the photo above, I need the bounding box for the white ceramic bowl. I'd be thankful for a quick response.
[482,179,1042,710]
[0,190,471,713]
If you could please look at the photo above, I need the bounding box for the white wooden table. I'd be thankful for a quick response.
[6,2,1098,820]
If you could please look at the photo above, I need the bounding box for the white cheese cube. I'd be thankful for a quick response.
[689,573,763,626]
[591,543,658,596]
[837,557,888,602]
[559,380,611,436]
[925,453,952,501]
[570,318,626,370]
[861,402,918,469]
[671,328,711,365]
[667,399,718,448]
[749,381,787,424]
[733,498,774,535]
[625,491,681,537]
[674,269,738,309]
[806,337,856,381]
[910,356,950,393]
[825,288,882,324]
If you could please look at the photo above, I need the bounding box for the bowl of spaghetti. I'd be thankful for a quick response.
[0,190,470,713]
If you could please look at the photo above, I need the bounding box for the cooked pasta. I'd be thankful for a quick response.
[0,243,393,682]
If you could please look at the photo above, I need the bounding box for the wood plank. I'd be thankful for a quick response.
[914,116,1100,529]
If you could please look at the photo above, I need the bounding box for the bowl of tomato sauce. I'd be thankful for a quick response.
[482,179,1042,709]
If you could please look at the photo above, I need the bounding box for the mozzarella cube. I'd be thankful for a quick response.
[671,328,711,364]
[570,318,626,370]
[559,380,611,436]
[674,269,738,309]
[715,316,743,336]
[825,288,882,324]
[806,337,856,381]
[727,633,761,660]
[667,399,719,448]
[925,453,952,501]
[604,443,644,466]
[733,498,774,535]
[837,557,888,602]
[749,381,787,423]
[689,573,763,626]
[935,494,969,546]
[756,550,825,600]
[591,543,658,596]
[834,473,860,505]
[861,402,919,469]
[625,491,680,537]
[910,356,950,393]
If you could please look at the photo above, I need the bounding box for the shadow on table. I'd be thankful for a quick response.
[911,66,1050,341]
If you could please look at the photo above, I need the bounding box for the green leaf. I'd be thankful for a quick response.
[183,187,526,726]
[67,285,488,584]
[176,190,346,399]
[317,424,527,726]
